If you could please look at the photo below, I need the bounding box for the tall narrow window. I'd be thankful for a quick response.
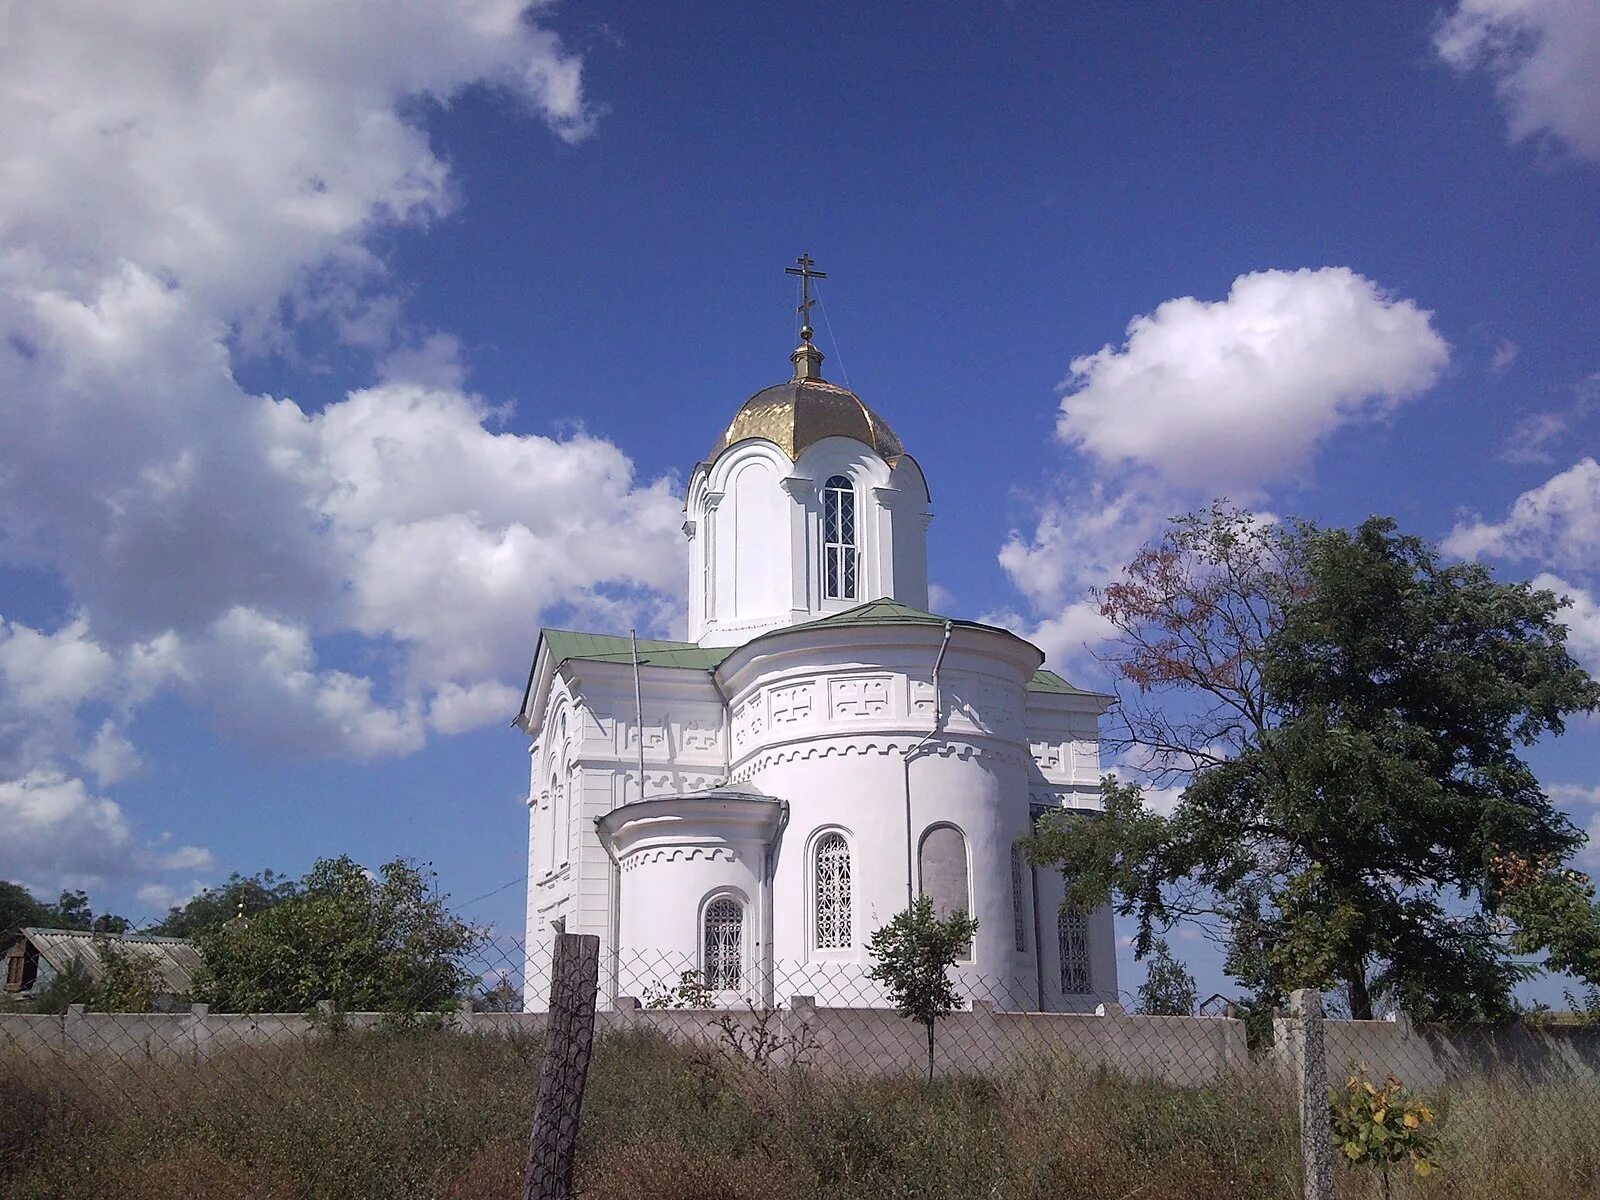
[1059,909,1092,994]
[1011,845,1028,952]
[822,475,857,600]
[919,824,972,958]
[813,832,852,949]
[703,897,743,990]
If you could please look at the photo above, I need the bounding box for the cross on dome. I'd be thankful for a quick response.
[784,253,828,380]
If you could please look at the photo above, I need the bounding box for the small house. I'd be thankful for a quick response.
[2,927,201,1007]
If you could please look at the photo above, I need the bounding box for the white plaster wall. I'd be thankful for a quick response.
[615,848,764,1004]
[688,435,932,649]
[719,625,1045,1009]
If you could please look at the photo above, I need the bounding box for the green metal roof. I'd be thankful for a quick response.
[538,629,729,672]
[1026,668,1105,698]
[532,601,1104,697]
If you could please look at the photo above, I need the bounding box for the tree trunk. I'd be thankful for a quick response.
[1344,957,1373,1021]
[926,1021,935,1083]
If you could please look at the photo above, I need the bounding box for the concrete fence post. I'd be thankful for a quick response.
[188,1002,210,1064]
[523,932,600,1200]
[1289,988,1335,1200]
[64,1003,87,1055]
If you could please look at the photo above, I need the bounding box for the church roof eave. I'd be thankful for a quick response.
[514,627,731,735]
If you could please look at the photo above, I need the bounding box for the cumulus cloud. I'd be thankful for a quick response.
[1444,459,1600,573]
[1436,0,1600,161]
[1056,268,1448,489]
[0,4,686,894]
[1531,574,1600,678]
[991,483,1167,675]
[0,771,205,893]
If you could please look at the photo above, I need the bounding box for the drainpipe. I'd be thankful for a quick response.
[762,800,790,1009]
[597,816,621,1006]
[903,621,953,908]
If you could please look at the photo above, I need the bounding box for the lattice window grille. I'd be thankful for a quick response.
[823,475,857,600]
[1059,908,1092,994]
[703,897,743,990]
[1011,846,1028,952]
[814,833,852,949]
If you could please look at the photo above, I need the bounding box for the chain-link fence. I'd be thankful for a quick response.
[3,934,1598,1199]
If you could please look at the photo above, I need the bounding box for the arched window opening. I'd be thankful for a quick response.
[1059,909,1092,994]
[919,824,972,957]
[703,897,743,990]
[823,475,857,600]
[813,832,852,950]
[1011,845,1028,952]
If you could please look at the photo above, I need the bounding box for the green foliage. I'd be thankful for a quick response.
[0,881,125,938]
[866,895,979,1081]
[643,970,715,1009]
[148,869,298,937]
[191,855,483,1016]
[1136,938,1198,1016]
[8,958,95,1014]
[1027,510,1600,1021]
[89,936,168,1012]
[1330,1065,1440,1195]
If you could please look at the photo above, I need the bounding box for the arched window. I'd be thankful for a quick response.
[1059,908,1092,994]
[919,824,972,957]
[702,896,743,990]
[822,475,857,601]
[1011,845,1028,952]
[813,832,852,950]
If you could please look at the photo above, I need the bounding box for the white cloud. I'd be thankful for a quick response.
[1491,339,1520,372]
[1436,0,1600,162]
[0,5,690,895]
[990,482,1168,677]
[1531,574,1600,678]
[1056,268,1449,488]
[1444,459,1600,573]
[429,681,525,736]
[0,772,138,885]
[1501,411,1570,464]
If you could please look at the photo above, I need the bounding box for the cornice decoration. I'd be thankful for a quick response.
[618,846,736,872]
[728,736,1027,783]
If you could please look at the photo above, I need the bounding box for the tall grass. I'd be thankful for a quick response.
[0,1027,1593,1199]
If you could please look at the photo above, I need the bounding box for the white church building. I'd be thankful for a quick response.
[514,264,1118,1011]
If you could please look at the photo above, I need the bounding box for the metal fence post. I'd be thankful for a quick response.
[1290,987,1335,1200]
[522,932,600,1200]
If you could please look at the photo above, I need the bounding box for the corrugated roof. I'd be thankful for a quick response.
[21,928,201,995]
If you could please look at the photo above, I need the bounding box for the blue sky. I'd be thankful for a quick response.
[2,1,1597,1004]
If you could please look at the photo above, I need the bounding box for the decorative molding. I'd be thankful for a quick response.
[780,474,816,498]
[682,720,720,753]
[770,681,816,726]
[829,675,890,719]
[619,845,736,872]
[728,736,1026,783]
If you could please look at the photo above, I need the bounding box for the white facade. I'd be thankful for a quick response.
[514,343,1116,1012]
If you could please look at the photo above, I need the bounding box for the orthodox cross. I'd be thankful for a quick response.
[785,253,827,342]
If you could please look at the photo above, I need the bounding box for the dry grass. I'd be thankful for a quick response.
[0,1027,1594,1199]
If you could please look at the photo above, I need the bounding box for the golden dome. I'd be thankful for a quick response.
[709,379,905,465]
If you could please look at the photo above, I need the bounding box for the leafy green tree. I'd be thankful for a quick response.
[149,869,298,937]
[192,856,484,1016]
[0,882,126,937]
[1137,937,1198,1016]
[90,936,168,1012]
[0,881,53,938]
[1028,512,1600,1021]
[866,895,979,1081]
